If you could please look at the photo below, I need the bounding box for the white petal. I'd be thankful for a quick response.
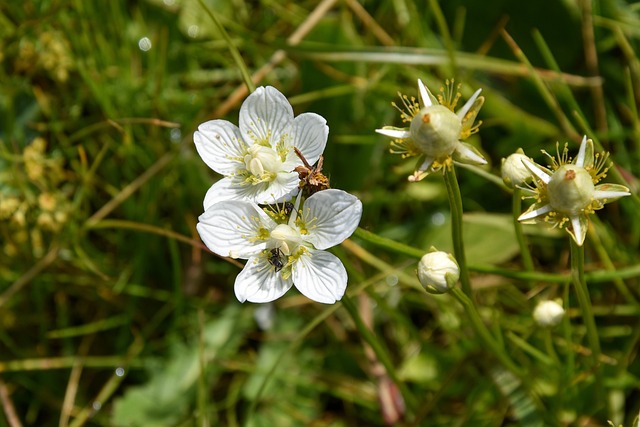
[454,142,487,165]
[522,158,551,184]
[302,189,362,250]
[375,127,411,139]
[293,249,347,304]
[575,135,588,167]
[594,190,631,200]
[417,79,433,107]
[239,86,293,148]
[408,157,435,181]
[194,120,246,175]
[456,88,482,120]
[569,215,586,246]
[518,204,553,221]
[253,171,300,205]
[417,157,434,172]
[197,200,275,258]
[203,178,260,210]
[291,113,328,166]
[234,256,294,303]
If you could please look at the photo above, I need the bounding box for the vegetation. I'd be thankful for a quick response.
[1,0,639,426]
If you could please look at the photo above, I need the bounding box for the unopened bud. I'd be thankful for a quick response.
[533,300,565,327]
[417,249,459,294]
[501,149,533,188]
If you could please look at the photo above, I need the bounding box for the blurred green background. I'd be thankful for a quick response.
[1,0,639,426]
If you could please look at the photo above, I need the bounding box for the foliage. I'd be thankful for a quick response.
[1,0,639,426]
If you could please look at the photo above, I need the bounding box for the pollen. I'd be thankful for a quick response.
[437,79,462,112]
[422,113,431,124]
[589,151,610,183]
[390,138,421,158]
[392,93,421,123]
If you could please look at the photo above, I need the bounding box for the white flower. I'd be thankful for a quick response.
[417,249,459,294]
[194,86,328,206]
[533,300,565,327]
[518,136,631,246]
[197,189,362,304]
[376,79,486,181]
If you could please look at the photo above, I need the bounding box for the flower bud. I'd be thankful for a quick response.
[501,149,533,188]
[533,300,565,327]
[410,105,461,158]
[547,165,595,215]
[417,250,459,294]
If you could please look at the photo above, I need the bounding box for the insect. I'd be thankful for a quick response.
[267,247,285,272]
[294,147,330,196]
[283,201,294,216]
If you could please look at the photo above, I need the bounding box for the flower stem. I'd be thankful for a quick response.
[512,188,535,274]
[450,288,523,378]
[443,166,472,297]
[569,239,603,395]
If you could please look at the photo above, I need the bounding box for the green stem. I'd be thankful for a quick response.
[569,239,603,397]
[341,294,417,412]
[450,288,523,378]
[512,188,535,274]
[197,0,255,94]
[443,167,472,297]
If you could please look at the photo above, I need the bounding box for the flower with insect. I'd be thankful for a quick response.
[518,136,630,246]
[376,79,486,182]
[194,86,328,206]
[197,189,362,304]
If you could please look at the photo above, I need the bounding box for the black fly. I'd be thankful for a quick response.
[283,202,294,216]
[268,248,285,272]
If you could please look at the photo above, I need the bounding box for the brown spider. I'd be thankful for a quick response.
[294,147,330,196]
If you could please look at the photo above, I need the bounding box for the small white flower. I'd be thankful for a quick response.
[501,148,533,188]
[194,86,328,206]
[417,249,459,294]
[197,189,362,304]
[533,300,565,327]
[518,136,631,246]
[376,79,486,181]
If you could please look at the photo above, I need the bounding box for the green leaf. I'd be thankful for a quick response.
[111,306,249,426]
[425,213,520,265]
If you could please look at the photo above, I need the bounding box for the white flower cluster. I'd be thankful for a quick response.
[194,86,362,304]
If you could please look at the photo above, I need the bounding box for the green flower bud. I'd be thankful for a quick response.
[533,300,565,327]
[417,250,459,294]
[548,164,595,215]
[410,105,461,158]
[501,149,532,188]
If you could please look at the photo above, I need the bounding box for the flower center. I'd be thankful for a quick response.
[409,105,461,158]
[270,223,302,255]
[548,164,595,215]
[244,145,282,183]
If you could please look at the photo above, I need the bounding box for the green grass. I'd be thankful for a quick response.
[1,0,639,426]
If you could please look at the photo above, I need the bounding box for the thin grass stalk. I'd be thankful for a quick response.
[197,0,255,94]
[450,288,522,378]
[341,294,417,412]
